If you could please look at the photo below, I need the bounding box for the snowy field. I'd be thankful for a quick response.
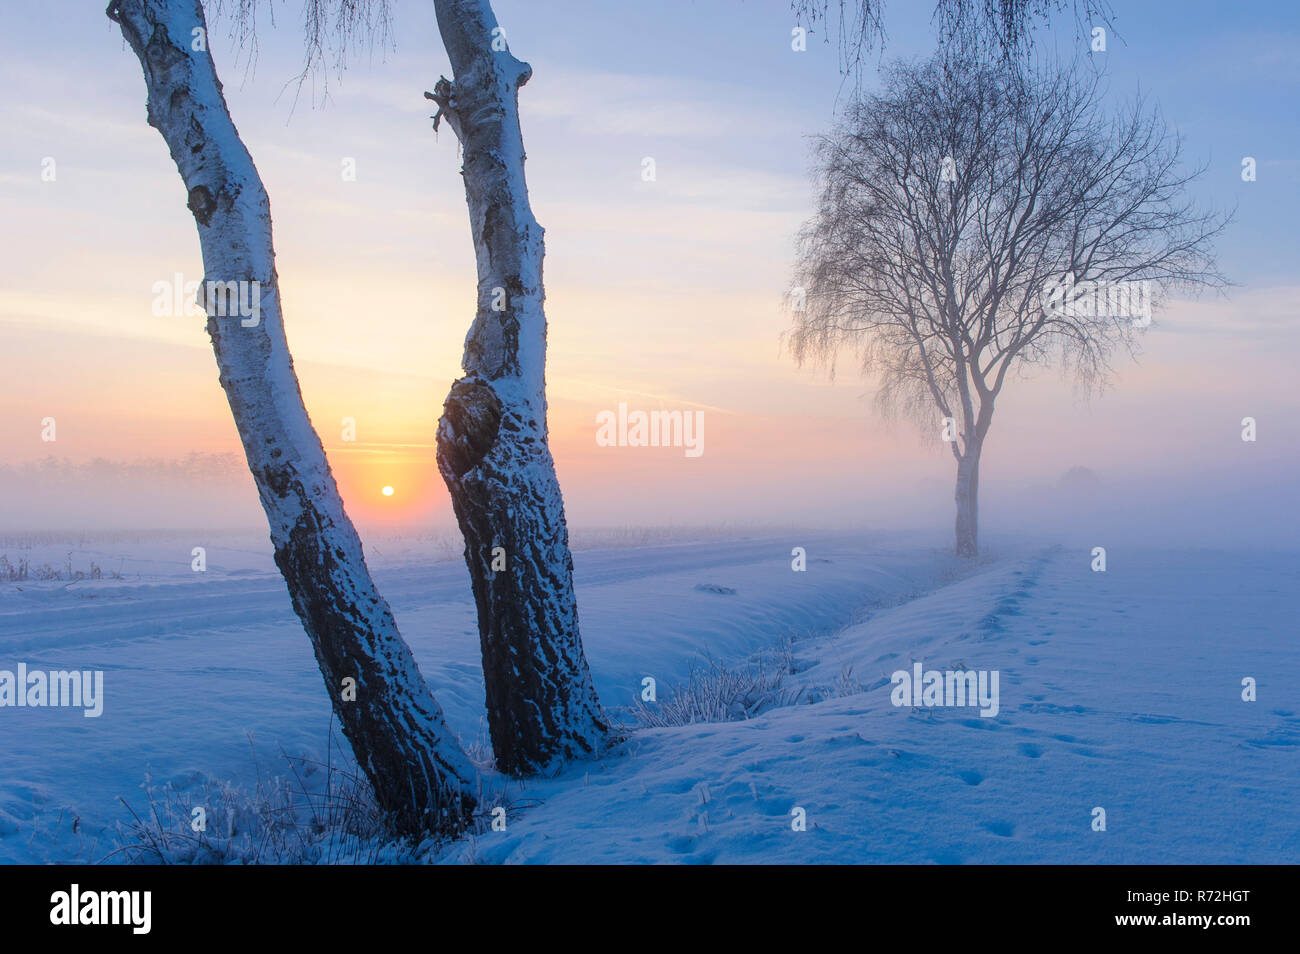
[0,530,1295,864]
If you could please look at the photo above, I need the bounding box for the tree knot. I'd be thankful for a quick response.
[437,378,502,478]
[186,184,217,226]
[424,77,461,137]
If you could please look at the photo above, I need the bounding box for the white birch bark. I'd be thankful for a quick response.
[108,0,476,835]
[427,0,608,775]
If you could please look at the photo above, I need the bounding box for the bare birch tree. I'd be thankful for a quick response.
[107,0,476,835]
[789,56,1227,556]
[424,1,608,776]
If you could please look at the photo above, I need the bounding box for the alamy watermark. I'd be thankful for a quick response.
[595,402,704,458]
[152,272,261,327]
[1042,272,1152,327]
[0,663,103,717]
[890,661,999,718]
[50,884,150,934]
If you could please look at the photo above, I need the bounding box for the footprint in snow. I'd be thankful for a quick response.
[981,820,1016,838]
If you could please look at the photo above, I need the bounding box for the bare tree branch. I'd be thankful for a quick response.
[205,0,393,106]
[791,0,1118,89]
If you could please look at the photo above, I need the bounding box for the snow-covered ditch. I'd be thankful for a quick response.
[1,531,1293,863]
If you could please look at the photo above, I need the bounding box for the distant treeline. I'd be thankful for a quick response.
[1,453,245,485]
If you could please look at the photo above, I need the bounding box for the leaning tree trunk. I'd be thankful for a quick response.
[954,447,981,558]
[427,0,608,776]
[108,0,475,836]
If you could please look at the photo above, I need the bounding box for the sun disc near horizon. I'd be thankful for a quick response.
[381,485,394,497]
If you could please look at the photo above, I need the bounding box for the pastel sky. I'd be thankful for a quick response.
[1,0,1297,542]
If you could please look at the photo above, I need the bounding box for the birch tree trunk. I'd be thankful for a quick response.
[427,0,608,776]
[108,0,476,836]
[954,448,981,558]
[953,391,993,558]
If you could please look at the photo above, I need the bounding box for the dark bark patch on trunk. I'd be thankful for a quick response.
[143,21,185,72]
[184,114,206,154]
[438,377,502,477]
[187,184,216,226]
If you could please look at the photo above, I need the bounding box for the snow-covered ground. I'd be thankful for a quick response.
[0,530,1294,863]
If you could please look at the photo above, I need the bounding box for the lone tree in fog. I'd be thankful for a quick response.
[789,56,1227,556]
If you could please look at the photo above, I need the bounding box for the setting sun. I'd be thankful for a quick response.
[381,486,394,497]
